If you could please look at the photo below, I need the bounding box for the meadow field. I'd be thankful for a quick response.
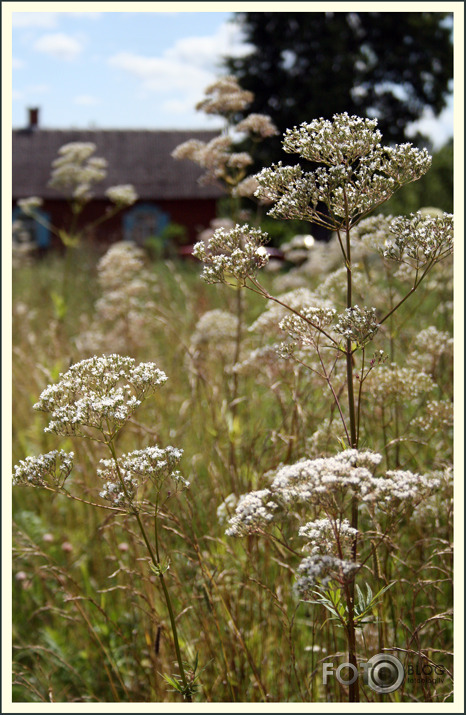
[11,96,454,705]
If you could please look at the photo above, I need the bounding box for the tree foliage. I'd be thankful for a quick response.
[224,12,453,166]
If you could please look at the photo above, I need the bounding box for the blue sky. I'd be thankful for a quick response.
[9,7,455,147]
[11,10,247,131]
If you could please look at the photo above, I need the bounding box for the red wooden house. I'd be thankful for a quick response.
[12,109,224,253]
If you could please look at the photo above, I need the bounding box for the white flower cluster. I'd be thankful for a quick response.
[250,288,319,336]
[77,242,157,354]
[33,355,167,438]
[173,77,277,193]
[383,211,454,266]
[269,450,383,510]
[98,445,186,507]
[172,134,253,186]
[17,196,44,215]
[195,76,254,115]
[235,113,279,139]
[216,493,239,524]
[412,399,453,432]
[224,449,440,536]
[412,325,454,357]
[299,518,358,556]
[254,114,432,229]
[351,214,394,253]
[192,224,270,284]
[296,554,360,594]
[364,363,435,404]
[191,309,239,347]
[225,489,280,537]
[13,450,74,489]
[48,142,108,201]
[105,184,138,206]
[282,114,382,165]
[279,302,337,347]
[335,305,379,346]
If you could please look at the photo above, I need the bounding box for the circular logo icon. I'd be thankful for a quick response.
[366,653,405,693]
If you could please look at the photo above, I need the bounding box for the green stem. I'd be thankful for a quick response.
[106,440,192,701]
[343,193,359,703]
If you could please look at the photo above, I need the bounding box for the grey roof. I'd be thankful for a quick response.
[12,128,224,201]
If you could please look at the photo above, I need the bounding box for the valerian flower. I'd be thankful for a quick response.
[383,211,453,267]
[299,518,358,556]
[225,489,280,537]
[16,196,44,215]
[48,142,108,200]
[296,555,360,594]
[12,450,74,489]
[335,305,379,346]
[105,184,138,206]
[224,449,440,534]
[33,355,167,439]
[254,113,432,229]
[195,76,254,116]
[192,223,270,284]
[235,113,279,139]
[98,445,186,507]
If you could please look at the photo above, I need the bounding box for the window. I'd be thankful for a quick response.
[12,206,51,248]
[123,203,170,246]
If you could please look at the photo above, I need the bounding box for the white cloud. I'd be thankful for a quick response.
[108,51,212,93]
[74,95,100,106]
[108,21,251,101]
[406,96,454,149]
[166,22,252,70]
[12,11,102,28]
[33,33,83,61]
[12,57,25,69]
[12,12,59,29]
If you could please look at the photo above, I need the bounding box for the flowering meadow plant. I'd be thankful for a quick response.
[12,93,453,703]
[191,110,453,702]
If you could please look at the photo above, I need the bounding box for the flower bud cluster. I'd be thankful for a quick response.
[48,142,108,201]
[335,305,379,346]
[224,449,439,537]
[13,450,74,489]
[195,76,254,116]
[33,355,167,437]
[98,445,186,507]
[192,224,270,284]
[299,518,358,556]
[383,211,453,267]
[225,489,280,537]
[254,114,432,229]
[105,184,138,207]
[296,554,360,594]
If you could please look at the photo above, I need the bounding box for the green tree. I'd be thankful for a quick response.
[382,140,453,215]
[225,12,453,166]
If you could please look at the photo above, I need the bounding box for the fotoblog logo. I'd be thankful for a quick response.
[323,653,405,694]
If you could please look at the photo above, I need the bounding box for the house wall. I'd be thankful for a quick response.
[12,196,219,253]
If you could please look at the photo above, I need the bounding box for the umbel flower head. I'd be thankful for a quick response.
[33,355,167,439]
[192,223,270,285]
[225,449,440,535]
[255,113,432,230]
[48,142,108,202]
[13,450,74,489]
[98,445,187,507]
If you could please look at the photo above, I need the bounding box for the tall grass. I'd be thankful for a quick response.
[12,239,453,703]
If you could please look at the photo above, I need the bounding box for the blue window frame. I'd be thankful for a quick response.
[123,203,170,246]
[13,206,51,248]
